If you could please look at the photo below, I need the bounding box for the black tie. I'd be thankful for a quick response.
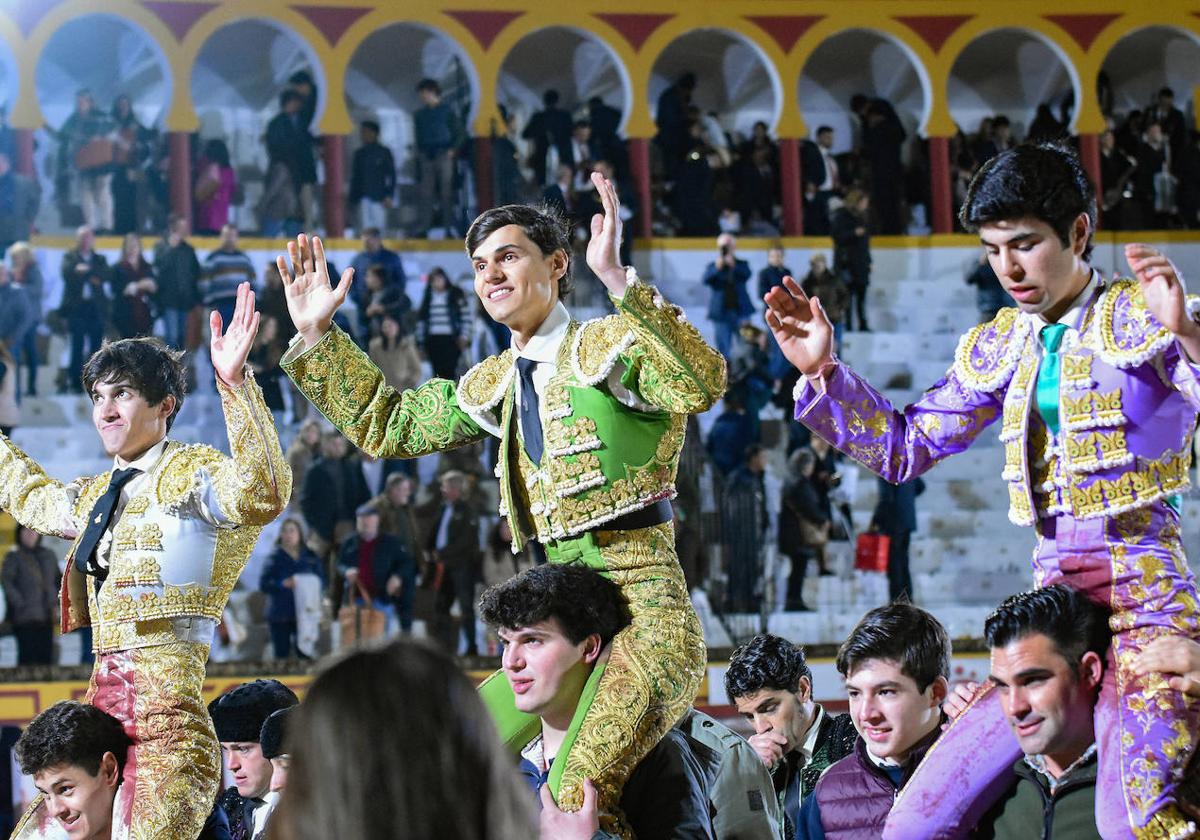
[516,357,543,465]
[74,467,140,581]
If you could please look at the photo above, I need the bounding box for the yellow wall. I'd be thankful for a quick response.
[4,0,1197,137]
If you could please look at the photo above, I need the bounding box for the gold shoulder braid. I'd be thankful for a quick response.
[458,350,515,415]
[952,307,1029,393]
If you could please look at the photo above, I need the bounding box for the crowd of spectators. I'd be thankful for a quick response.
[7,70,1198,244]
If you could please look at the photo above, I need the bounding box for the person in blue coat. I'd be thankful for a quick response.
[703,233,753,358]
[259,518,325,659]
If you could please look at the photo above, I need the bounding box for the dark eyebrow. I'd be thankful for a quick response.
[754,698,778,713]
[980,232,1037,248]
[471,243,523,262]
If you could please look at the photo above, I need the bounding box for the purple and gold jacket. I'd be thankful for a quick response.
[793,279,1200,521]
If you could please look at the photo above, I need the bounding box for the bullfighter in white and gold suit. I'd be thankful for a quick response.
[2,283,290,840]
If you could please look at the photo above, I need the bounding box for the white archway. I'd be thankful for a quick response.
[948,28,1080,139]
[191,18,325,228]
[799,28,931,152]
[649,28,782,138]
[498,26,631,132]
[1100,26,1200,120]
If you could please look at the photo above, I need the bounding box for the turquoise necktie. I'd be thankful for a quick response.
[1036,323,1069,436]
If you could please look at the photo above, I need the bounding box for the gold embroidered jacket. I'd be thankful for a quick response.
[795,279,1200,525]
[0,373,291,653]
[282,276,726,547]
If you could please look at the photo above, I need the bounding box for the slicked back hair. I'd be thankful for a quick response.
[465,203,574,299]
[15,701,130,777]
[984,585,1111,670]
[725,634,813,700]
[81,337,187,431]
[836,602,951,693]
[478,563,630,648]
[960,142,1097,261]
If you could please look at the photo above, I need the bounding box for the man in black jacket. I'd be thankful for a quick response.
[971,586,1109,839]
[425,470,481,655]
[153,214,201,350]
[300,432,371,592]
[338,501,415,632]
[349,120,395,234]
[59,225,109,391]
[870,475,925,602]
[726,633,857,838]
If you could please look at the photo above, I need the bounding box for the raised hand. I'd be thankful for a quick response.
[763,276,835,376]
[210,282,260,387]
[585,171,627,296]
[276,233,354,348]
[1126,244,1195,336]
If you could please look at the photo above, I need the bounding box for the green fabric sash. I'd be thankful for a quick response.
[479,658,609,800]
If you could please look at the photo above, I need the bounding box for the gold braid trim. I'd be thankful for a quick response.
[613,280,726,413]
[282,325,488,458]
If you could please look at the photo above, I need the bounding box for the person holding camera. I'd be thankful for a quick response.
[704,232,753,358]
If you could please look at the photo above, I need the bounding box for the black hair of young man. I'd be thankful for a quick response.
[478,563,631,648]
[984,584,1112,668]
[959,142,1097,261]
[835,601,951,693]
[15,701,131,777]
[724,633,813,699]
[81,337,188,431]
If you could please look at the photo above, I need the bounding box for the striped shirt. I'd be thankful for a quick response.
[201,248,255,306]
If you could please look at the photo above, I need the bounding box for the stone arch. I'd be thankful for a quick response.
[497,25,631,137]
[190,18,326,229]
[947,27,1080,140]
[649,27,783,139]
[36,13,172,129]
[343,21,479,233]
[798,27,931,152]
[1099,25,1200,120]
[34,13,173,232]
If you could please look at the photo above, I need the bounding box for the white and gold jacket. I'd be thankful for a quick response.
[0,373,290,654]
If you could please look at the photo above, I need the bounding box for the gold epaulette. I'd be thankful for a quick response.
[457,349,515,416]
[571,315,635,386]
[952,307,1031,392]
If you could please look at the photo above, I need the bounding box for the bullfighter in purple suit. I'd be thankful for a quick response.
[764,143,1200,840]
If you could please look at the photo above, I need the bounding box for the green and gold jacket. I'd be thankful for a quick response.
[282,276,726,549]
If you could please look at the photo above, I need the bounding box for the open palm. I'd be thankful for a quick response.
[585,171,626,294]
[763,276,834,375]
[1127,243,1190,334]
[210,282,259,386]
[276,233,354,345]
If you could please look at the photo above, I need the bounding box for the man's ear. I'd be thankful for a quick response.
[551,248,569,284]
[581,633,604,666]
[1070,212,1091,256]
[927,675,950,708]
[156,394,177,421]
[1078,650,1104,692]
[796,675,813,704]
[99,751,121,788]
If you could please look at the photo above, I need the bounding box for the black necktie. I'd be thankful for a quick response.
[74,467,140,580]
[516,357,543,465]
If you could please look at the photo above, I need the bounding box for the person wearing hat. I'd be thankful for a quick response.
[338,500,415,635]
[211,679,299,840]
[259,706,294,796]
